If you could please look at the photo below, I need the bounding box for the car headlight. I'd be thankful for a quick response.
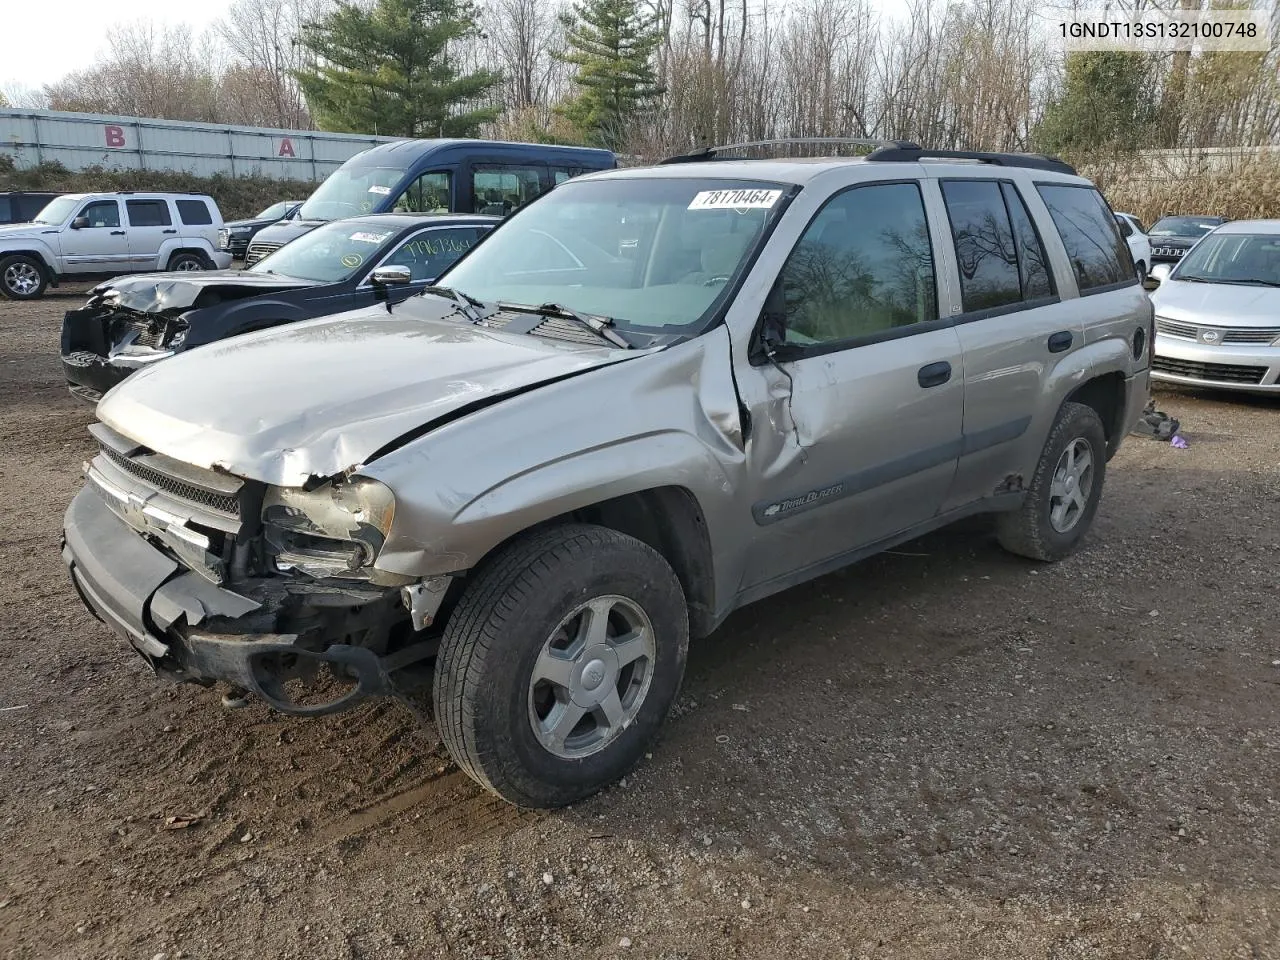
[262,478,400,582]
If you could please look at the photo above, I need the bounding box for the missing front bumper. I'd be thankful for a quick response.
[62,487,426,716]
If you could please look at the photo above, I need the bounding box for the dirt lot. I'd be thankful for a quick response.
[1,287,1278,960]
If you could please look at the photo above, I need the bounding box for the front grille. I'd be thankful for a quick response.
[1152,357,1267,384]
[1153,246,1186,258]
[1155,318,1197,339]
[101,444,241,517]
[1223,327,1280,345]
[245,241,281,265]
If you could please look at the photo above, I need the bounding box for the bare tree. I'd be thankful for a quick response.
[215,0,326,128]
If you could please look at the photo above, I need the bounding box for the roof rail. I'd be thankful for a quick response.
[660,137,922,164]
[864,144,1077,175]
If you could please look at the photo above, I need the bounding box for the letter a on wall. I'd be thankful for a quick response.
[105,125,126,148]
[278,138,296,157]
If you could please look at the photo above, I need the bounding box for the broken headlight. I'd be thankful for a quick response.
[262,478,397,581]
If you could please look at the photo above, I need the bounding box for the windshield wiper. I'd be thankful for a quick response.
[421,285,486,322]
[1238,277,1280,287]
[1173,274,1211,282]
[501,301,632,349]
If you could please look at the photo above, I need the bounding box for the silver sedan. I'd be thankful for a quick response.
[1150,219,1280,393]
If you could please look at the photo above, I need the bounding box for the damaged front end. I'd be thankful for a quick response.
[61,290,193,403]
[62,422,447,715]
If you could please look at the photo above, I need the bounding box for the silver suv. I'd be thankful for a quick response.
[61,142,1151,808]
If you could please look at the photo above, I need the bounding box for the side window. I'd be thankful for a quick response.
[1001,182,1054,301]
[126,199,172,227]
[552,166,585,185]
[177,199,213,225]
[940,180,1021,312]
[1036,184,1132,292]
[391,172,451,214]
[382,227,483,281]
[79,201,121,228]
[472,165,544,216]
[0,198,10,221]
[780,181,937,346]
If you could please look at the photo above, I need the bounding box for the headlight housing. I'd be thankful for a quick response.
[262,478,401,583]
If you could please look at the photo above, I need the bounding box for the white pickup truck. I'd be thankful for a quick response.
[0,192,232,300]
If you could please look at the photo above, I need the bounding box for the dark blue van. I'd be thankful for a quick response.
[245,139,616,263]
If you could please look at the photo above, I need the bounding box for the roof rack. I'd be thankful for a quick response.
[864,144,1077,175]
[660,138,922,164]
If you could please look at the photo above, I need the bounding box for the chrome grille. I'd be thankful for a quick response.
[245,241,281,265]
[1153,246,1186,258]
[1155,318,1197,340]
[1223,327,1280,345]
[1152,357,1267,385]
[129,321,164,348]
[101,444,241,517]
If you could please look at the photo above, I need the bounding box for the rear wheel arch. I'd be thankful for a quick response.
[1066,372,1127,457]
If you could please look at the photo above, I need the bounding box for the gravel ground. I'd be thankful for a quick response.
[1,287,1278,960]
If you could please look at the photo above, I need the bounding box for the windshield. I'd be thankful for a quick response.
[437,177,788,333]
[1174,234,1280,284]
[32,197,80,225]
[1150,216,1220,237]
[256,201,291,220]
[248,220,399,283]
[299,166,407,221]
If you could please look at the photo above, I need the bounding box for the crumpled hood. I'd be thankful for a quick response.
[94,271,316,313]
[1153,279,1280,326]
[96,301,629,487]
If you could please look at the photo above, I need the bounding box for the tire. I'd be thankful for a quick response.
[167,252,207,272]
[997,401,1107,562]
[434,523,689,808]
[0,254,48,300]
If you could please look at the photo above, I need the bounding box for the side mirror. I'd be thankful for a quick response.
[71,216,88,230]
[371,265,412,286]
[1149,263,1173,284]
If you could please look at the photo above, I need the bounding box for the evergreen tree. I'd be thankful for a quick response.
[1034,52,1158,157]
[557,0,664,150]
[295,0,501,138]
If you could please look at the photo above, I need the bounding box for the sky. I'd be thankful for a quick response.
[2,0,234,94]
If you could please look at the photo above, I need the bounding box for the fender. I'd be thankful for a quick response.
[182,299,313,349]
[0,238,58,275]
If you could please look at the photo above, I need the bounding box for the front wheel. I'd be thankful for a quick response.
[433,524,689,808]
[0,254,48,300]
[997,401,1107,562]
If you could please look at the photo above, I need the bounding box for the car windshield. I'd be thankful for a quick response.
[32,197,80,225]
[437,176,788,334]
[298,166,407,221]
[1150,216,1220,237]
[247,220,398,283]
[256,201,290,220]
[1174,234,1280,284]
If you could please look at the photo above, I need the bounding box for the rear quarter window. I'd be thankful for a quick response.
[177,199,213,225]
[1036,184,1133,292]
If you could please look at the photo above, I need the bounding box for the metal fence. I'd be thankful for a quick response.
[0,109,402,181]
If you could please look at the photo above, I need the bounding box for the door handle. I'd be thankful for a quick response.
[110,230,125,236]
[1048,331,1073,353]
[162,229,177,234]
[917,360,952,388]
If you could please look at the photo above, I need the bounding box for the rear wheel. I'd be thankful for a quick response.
[0,255,48,300]
[167,252,207,272]
[433,524,689,808]
[997,402,1107,562]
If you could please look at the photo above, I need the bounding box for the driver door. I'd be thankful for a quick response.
[353,225,491,308]
[59,199,128,275]
[732,180,965,592]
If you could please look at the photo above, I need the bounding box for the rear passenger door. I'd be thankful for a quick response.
[124,199,176,271]
[935,176,1122,512]
[737,180,965,591]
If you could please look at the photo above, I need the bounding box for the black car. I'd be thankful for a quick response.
[217,200,305,259]
[1148,214,1227,263]
[62,213,497,402]
[0,191,60,225]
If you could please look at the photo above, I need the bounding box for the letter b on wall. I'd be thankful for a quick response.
[105,125,126,148]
